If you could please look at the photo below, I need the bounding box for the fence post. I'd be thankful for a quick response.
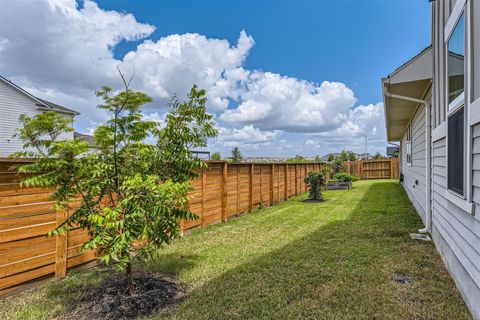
[249,163,254,212]
[360,160,364,180]
[270,164,274,205]
[277,164,281,202]
[236,164,240,215]
[390,159,393,179]
[202,167,206,226]
[55,208,67,279]
[222,162,228,222]
[260,165,263,205]
[295,164,298,195]
[304,164,307,192]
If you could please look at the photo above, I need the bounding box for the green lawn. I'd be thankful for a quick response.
[0,180,471,319]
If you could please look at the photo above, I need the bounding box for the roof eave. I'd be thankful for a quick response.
[36,105,80,116]
[381,78,393,142]
[0,76,80,116]
[382,47,433,142]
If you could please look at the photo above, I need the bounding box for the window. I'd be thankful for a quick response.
[406,125,412,166]
[446,11,465,196]
[447,13,465,110]
[447,108,464,195]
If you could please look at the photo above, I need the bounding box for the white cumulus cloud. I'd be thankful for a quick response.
[0,0,387,156]
[219,73,357,132]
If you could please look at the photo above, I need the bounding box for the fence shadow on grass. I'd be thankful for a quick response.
[161,181,470,320]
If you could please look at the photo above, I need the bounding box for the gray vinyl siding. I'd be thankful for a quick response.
[0,80,74,157]
[401,103,427,221]
[427,2,480,317]
[431,132,480,320]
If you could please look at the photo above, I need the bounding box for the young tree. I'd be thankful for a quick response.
[329,154,345,175]
[231,146,242,162]
[211,152,221,160]
[346,151,358,161]
[14,75,217,294]
[327,154,335,162]
[372,152,384,160]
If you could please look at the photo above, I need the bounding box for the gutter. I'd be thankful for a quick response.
[384,88,432,237]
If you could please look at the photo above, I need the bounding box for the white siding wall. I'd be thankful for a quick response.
[401,103,427,222]
[0,80,74,157]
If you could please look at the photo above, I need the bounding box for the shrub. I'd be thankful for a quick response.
[332,172,358,182]
[304,171,326,201]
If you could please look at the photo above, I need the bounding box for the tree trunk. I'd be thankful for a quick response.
[125,261,135,295]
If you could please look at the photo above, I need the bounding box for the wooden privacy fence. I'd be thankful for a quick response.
[344,158,400,180]
[0,159,96,296]
[0,159,324,296]
[181,162,324,232]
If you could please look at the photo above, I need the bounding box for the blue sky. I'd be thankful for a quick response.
[0,0,430,157]
[98,0,430,106]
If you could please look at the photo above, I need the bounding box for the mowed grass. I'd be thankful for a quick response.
[0,180,471,319]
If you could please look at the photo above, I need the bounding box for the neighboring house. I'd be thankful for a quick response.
[383,0,480,318]
[0,76,80,157]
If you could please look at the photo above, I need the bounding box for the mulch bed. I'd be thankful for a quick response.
[62,271,184,320]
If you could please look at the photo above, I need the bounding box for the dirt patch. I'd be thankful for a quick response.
[62,271,184,320]
[302,199,325,203]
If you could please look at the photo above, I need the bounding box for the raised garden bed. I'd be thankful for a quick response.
[325,181,352,190]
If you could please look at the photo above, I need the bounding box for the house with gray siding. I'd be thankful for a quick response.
[0,76,79,157]
[383,0,480,318]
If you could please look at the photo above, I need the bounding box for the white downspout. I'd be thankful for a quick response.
[384,89,432,234]
[419,100,432,234]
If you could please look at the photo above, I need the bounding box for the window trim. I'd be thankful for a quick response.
[444,2,474,210]
[406,124,412,167]
[444,0,466,41]
[446,11,465,112]
[444,189,475,214]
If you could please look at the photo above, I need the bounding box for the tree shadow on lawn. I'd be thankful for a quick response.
[159,182,471,320]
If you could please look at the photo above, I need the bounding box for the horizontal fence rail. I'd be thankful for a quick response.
[0,159,324,296]
[0,159,97,296]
